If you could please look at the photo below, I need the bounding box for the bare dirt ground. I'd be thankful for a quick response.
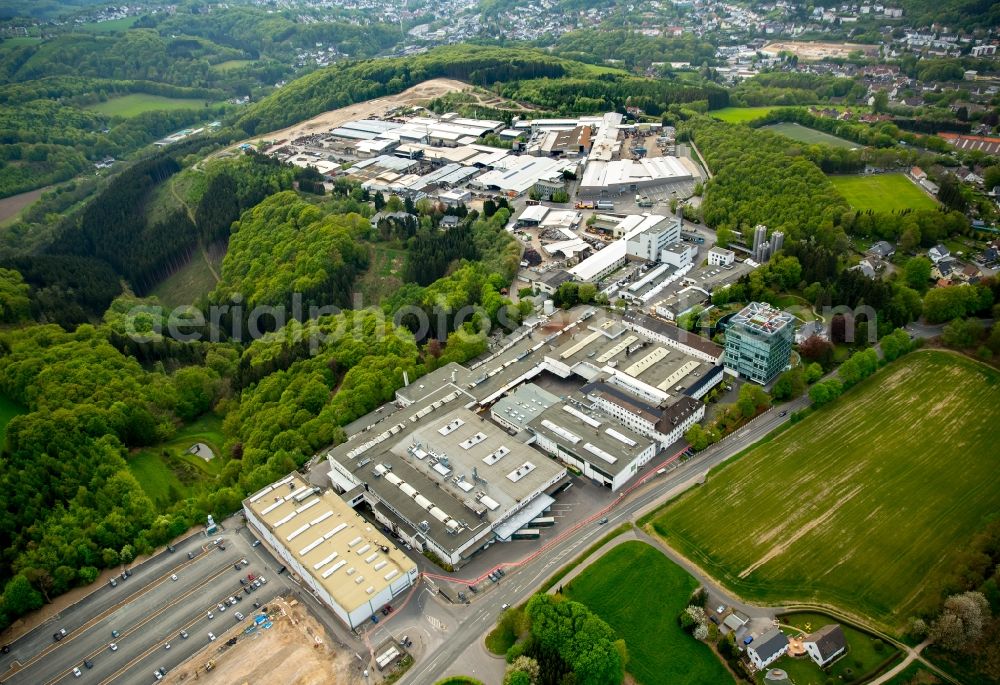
[0,185,50,226]
[164,596,362,685]
[246,78,472,146]
[762,40,878,60]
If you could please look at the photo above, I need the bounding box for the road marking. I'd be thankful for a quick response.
[7,548,232,682]
[41,560,244,685]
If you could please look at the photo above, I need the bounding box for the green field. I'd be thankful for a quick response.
[651,351,1000,632]
[127,414,224,508]
[564,540,734,685]
[75,17,137,32]
[353,245,407,306]
[0,393,26,447]
[86,94,208,118]
[764,612,899,685]
[211,59,254,72]
[710,106,797,123]
[762,121,857,149]
[830,173,938,213]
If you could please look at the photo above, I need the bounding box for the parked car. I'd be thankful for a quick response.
[180,630,188,639]
[108,643,118,652]
[251,539,261,547]
[84,660,93,669]
[258,576,267,585]
[167,545,175,553]
[234,612,245,621]
[170,574,178,581]
[164,643,170,650]
[109,578,117,587]
[154,671,163,681]
[53,628,67,641]
[72,667,81,677]
[111,630,120,638]
[597,517,608,525]
[217,603,226,612]
[501,603,510,611]
[206,611,214,620]
[716,605,726,614]
[208,633,216,642]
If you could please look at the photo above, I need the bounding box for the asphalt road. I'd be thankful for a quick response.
[1,529,296,685]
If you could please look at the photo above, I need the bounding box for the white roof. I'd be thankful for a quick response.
[569,214,666,281]
[543,239,590,258]
[539,210,581,229]
[580,157,695,189]
[517,205,549,223]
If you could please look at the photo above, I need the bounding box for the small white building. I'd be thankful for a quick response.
[708,246,736,267]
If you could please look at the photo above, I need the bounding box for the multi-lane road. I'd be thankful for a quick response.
[0,528,295,685]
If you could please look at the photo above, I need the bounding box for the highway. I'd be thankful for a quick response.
[1,530,295,685]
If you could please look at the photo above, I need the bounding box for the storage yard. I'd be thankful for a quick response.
[162,596,363,685]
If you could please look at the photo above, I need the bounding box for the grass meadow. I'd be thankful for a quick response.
[127,414,225,509]
[762,121,857,149]
[710,106,797,123]
[86,93,208,118]
[830,173,938,212]
[651,351,1000,633]
[564,540,734,685]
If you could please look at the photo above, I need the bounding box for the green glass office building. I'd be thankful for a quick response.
[723,302,794,385]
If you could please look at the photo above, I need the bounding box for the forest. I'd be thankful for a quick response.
[685,116,850,246]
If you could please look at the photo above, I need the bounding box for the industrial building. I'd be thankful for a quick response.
[626,216,682,261]
[622,310,725,365]
[491,383,561,433]
[578,157,699,195]
[325,399,567,567]
[723,302,794,384]
[243,473,418,629]
[528,401,657,491]
[308,307,724,564]
[568,214,671,282]
[708,246,736,267]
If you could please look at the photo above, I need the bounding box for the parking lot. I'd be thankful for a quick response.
[1,528,295,685]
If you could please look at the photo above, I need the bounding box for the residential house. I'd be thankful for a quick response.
[748,629,790,670]
[867,241,895,260]
[803,624,848,667]
[928,244,950,264]
[440,215,460,230]
[851,259,878,279]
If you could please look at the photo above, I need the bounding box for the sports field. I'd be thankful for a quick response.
[565,540,734,685]
[651,351,1000,632]
[86,94,207,117]
[830,173,938,212]
[710,106,795,123]
[762,122,857,149]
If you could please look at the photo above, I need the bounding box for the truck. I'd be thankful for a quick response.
[512,528,540,540]
[596,200,614,210]
[575,201,595,209]
[635,195,653,207]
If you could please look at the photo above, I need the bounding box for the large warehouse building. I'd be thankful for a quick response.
[244,473,418,629]
[325,398,567,567]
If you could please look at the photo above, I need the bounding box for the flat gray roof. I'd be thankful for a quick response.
[395,363,473,405]
[491,383,561,431]
[528,401,654,477]
[329,404,564,555]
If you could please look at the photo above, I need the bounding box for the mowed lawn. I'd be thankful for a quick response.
[830,173,938,212]
[565,540,734,685]
[710,106,797,123]
[87,94,208,117]
[762,122,857,149]
[127,414,225,508]
[652,351,1000,632]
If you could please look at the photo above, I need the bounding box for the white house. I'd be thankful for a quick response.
[928,244,951,264]
[803,624,848,667]
[748,629,789,671]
